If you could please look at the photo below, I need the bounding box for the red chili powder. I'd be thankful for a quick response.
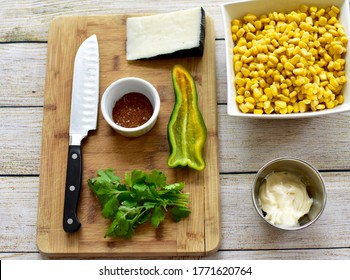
[112,92,153,128]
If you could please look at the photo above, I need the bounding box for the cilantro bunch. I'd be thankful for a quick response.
[87,169,191,239]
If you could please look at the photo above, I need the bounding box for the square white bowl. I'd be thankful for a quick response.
[221,0,350,119]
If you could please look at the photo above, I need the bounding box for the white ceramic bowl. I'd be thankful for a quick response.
[221,0,350,119]
[101,77,160,137]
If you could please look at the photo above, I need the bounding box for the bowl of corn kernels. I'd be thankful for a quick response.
[221,0,350,118]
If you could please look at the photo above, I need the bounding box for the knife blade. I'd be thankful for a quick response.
[63,34,99,233]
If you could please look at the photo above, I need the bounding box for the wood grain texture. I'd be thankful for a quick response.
[4,106,350,176]
[0,108,42,175]
[2,0,350,261]
[0,44,46,106]
[2,0,348,43]
[3,248,350,260]
[36,14,220,257]
[0,0,224,42]
[0,177,38,252]
[218,108,350,172]
[2,173,350,258]
[220,173,350,250]
[0,41,225,107]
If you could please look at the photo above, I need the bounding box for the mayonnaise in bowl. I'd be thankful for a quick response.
[258,171,313,227]
[252,157,327,231]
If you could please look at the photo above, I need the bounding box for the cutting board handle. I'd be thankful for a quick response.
[63,145,82,232]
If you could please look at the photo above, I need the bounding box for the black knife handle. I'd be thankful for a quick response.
[63,145,82,232]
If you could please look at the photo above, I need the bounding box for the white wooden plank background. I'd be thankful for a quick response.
[1,0,350,260]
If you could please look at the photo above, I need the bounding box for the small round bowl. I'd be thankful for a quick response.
[252,157,327,231]
[101,77,160,137]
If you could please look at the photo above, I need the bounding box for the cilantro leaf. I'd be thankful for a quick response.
[101,195,120,218]
[88,168,191,239]
[145,170,167,187]
[171,206,191,222]
[125,170,146,186]
[131,183,157,201]
[151,206,166,228]
[105,210,134,239]
[97,168,121,184]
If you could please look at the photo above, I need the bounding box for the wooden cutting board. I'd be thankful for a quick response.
[37,14,220,257]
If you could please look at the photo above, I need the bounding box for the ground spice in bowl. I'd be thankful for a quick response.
[112,92,153,128]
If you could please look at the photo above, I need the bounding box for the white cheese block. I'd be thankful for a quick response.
[126,7,205,60]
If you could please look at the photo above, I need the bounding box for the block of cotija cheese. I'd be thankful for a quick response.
[126,7,205,60]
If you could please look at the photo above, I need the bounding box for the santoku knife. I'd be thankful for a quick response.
[63,34,99,232]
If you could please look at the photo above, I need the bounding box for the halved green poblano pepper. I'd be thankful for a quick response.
[167,64,207,171]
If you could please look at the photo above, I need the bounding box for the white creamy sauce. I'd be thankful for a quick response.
[258,171,313,227]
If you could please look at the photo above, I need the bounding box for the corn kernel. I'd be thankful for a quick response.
[331,5,340,14]
[251,83,259,90]
[237,87,245,95]
[243,13,257,22]
[234,61,243,73]
[264,106,274,114]
[275,100,287,109]
[264,100,271,109]
[246,32,256,40]
[293,102,300,113]
[245,102,255,110]
[260,16,270,24]
[244,90,251,98]
[336,95,344,104]
[339,76,347,84]
[275,46,286,54]
[287,105,294,113]
[341,36,348,44]
[316,9,325,17]
[239,103,249,113]
[328,61,335,71]
[253,109,264,114]
[295,77,306,86]
[237,28,246,37]
[330,76,339,88]
[290,54,301,65]
[298,101,307,112]
[271,39,279,48]
[278,94,290,102]
[241,67,250,77]
[293,68,306,76]
[235,77,246,87]
[256,102,264,108]
[333,44,345,55]
[256,53,268,63]
[236,95,245,103]
[259,94,268,102]
[253,88,263,98]
[316,104,326,110]
[245,96,255,104]
[270,84,278,96]
[232,19,242,26]
[268,54,279,64]
[328,10,338,18]
[319,16,327,26]
[231,25,239,33]
[259,78,267,87]
[254,20,262,30]
[279,107,288,114]
[326,100,335,109]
